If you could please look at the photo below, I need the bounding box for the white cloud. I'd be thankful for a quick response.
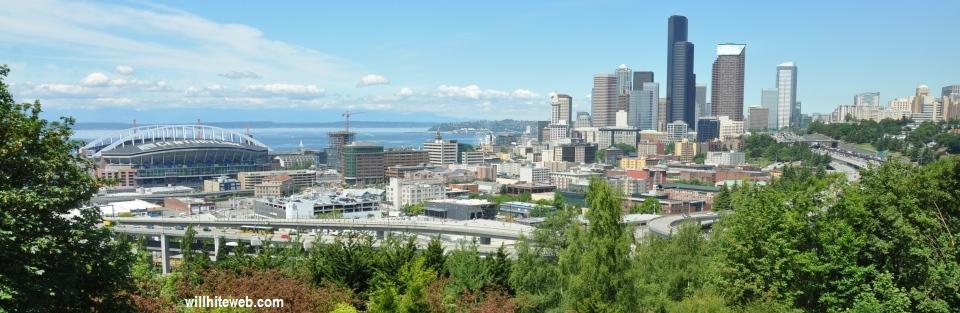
[114,65,134,75]
[512,89,539,98]
[33,83,87,96]
[184,84,226,97]
[436,84,539,100]
[80,72,109,86]
[218,70,261,79]
[437,84,483,99]
[397,87,414,97]
[244,83,324,99]
[0,1,355,87]
[356,74,389,87]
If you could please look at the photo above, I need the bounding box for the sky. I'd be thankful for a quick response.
[0,0,956,124]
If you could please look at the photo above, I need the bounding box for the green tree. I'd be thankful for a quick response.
[445,243,489,297]
[486,245,512,292]
[330,302,360,313]
[423,236,446,274]
[692,153,706,164]
[561,177,637,311]
[0,65,134,311]
[630,197,661,214]
[402,203,425,216]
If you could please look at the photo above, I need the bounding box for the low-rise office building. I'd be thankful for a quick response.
[238,169,317,190]
[424,199,495,220]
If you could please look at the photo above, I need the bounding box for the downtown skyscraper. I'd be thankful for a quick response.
[591,74,619,127]
[711,43,746,121]
[667,15,696,127]
[776,62,799,129]
[550,93,573,126]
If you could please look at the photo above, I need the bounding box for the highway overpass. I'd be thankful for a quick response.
[647,213,720,237]
[105,216,534,241]
[113,225,514,274]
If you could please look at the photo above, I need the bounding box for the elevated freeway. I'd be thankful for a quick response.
[106,216,534,241]
[647,213,720,237]
[113,225,514,274]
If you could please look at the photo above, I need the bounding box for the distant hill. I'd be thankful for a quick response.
[428,119,545,133]
[73,121,437,130]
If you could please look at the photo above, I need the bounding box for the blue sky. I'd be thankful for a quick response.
[1,0,956,123]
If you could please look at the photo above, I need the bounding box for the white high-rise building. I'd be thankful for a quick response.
[550,93,573,126]
[776,62,798,129]
[423,131,458,166]
[889,97,911,112]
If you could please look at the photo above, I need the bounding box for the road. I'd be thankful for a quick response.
[646,213,720,237]
[106,216,534,240]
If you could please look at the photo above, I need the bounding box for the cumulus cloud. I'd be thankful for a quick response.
[80,72,109,86]
[114,65,134,75]
[397,87,414,97]
[356,74,389,87]
[218,70,261,79]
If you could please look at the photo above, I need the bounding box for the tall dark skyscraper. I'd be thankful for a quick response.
[632,71,654,91]
[711,43,746,121]
[667,15,696,127]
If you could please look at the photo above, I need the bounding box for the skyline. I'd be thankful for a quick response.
[1,0,957,123]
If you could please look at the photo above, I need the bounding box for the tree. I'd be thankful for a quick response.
[0,65,134,311]
[486,245,512,292]
[330,302,360,313]
[423,236,446,274]
[630,197,661,214]
[561,177,638,311]
[692,153,706,164]
[402,203,425,216]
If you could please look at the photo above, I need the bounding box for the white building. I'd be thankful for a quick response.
[460,151,484,165]
[666,121,689,142]
[718,116,744,140]
[776,62,798,129]
[705,151,746,166]
[386,177,446,211]
[519,166,549,184]
[423,131,459,166]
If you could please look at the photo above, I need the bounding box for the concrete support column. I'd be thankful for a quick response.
[479,237,492,245]
[160,234,170,275]
[376,230,385,240]
[213,237,221,262]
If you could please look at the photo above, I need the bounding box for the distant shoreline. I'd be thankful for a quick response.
[72,121,439,130]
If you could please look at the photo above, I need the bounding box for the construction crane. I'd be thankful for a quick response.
[342,110,365,132]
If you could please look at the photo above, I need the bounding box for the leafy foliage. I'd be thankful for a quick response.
[0,65,134,312]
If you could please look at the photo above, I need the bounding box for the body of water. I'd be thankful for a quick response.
[72,127,481,152]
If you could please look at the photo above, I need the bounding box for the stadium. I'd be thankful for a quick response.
[80,125,271,188]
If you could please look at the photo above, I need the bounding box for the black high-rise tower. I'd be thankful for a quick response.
[667,15,696,127]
